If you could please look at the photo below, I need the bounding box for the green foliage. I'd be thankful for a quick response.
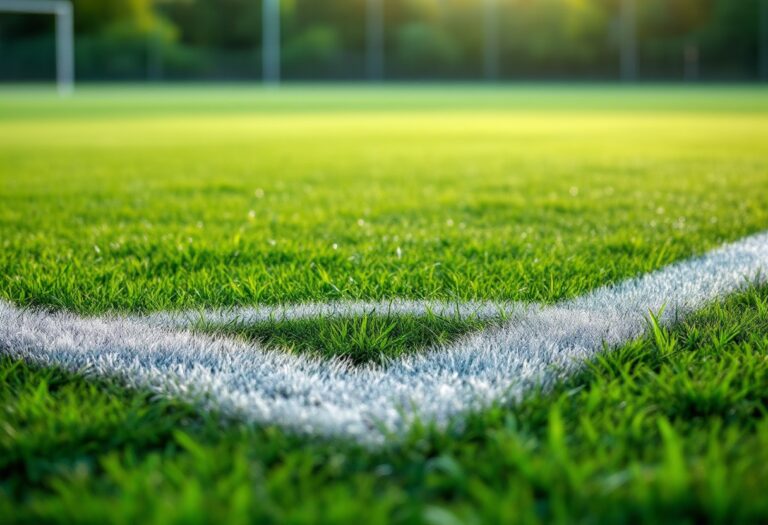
[0,0,764,79]
[71,0,159,35]
[283,26,342,75]
[395,23,463,75]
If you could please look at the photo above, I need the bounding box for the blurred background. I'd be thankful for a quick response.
[1,0,767,84]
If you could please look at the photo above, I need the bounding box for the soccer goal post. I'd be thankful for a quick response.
[0,0,74,95]
[262,0,280,84]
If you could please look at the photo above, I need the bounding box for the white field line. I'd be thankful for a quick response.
[1,232,767,445]
[142,299,523,328]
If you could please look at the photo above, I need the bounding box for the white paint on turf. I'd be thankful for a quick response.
[142,299,522,329]
[1,232,767,444]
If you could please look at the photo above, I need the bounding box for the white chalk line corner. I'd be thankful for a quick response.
[1,232,767,445]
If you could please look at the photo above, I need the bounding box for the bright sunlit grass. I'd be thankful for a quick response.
[1,86,767,314]
[1,85,768,523]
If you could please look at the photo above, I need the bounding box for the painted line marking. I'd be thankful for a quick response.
[1,232,767,444]
[143,299,523,328]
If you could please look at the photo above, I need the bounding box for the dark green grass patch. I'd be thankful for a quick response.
[199,313,496,364]
[2,286,768,524]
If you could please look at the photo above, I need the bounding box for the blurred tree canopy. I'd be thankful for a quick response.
[0,0,765,80]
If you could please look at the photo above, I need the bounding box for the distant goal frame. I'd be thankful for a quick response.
[0,0,74,95]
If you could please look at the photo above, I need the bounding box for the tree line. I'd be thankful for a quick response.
[1,0,766,81]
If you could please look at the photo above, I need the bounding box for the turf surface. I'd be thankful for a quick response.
[3,286,768,524]
[2,86,767,315]
[1,85,768,522]
[200,312,496,364]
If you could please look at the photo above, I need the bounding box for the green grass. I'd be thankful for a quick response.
[2,285,768,524]
[1,85,768,522]
[200,312,497,364]
[2,86,767,314]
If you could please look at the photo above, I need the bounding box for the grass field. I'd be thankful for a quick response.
[2,85,768,523]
